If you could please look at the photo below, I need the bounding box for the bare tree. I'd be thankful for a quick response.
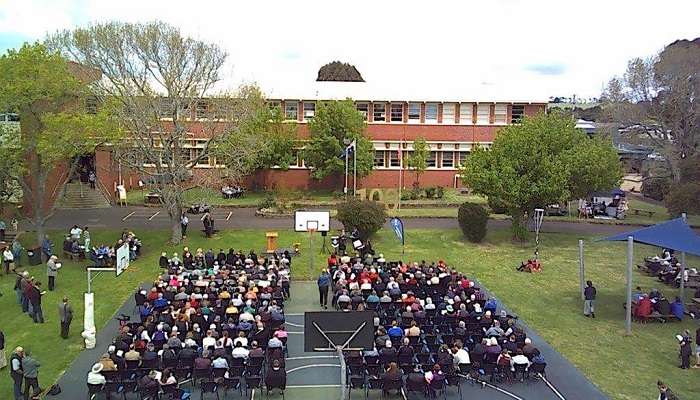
[602,41,699,183]
[50,21,264,243]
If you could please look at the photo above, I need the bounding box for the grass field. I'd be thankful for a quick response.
[2,227,699,399]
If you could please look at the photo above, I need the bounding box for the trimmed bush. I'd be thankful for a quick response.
[457,202,488,243]
[487,197,508,214]
[642,178,671,201]
[425,187,436,198]
[336,199,387,241]
[435,186,445,199]
[664,183,700,217]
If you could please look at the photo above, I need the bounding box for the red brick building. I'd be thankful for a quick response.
[49,82,547,207]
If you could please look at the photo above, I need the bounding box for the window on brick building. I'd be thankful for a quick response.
[390,103,403,122]
[408,103,421,121]
[476,104,490,124]
[356,102,369,121]
[389,151,401,167]
[459,103,473,124]
[494,104,507,124]
[373,103,386,122]
[441,151,454,168]
[457,151,470,166]
[285,102,298,120]
[303,102,315,120]
[511,105,525,123]
[442,103,455,124]
[267,101,280,112]
[195,100,209,119]
[427,151,437,168]
[374,150,386,167]
[425,103,438,122]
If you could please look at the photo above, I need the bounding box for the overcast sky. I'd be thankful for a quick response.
[1,0,698,101]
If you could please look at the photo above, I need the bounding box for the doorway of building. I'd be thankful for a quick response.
[70,154,96,184]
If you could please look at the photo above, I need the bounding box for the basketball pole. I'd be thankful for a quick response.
[309,229,314,276]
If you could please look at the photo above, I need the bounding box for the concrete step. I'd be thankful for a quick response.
[57,183,111,209]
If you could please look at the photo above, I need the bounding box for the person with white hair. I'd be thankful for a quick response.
[46,255,61,291]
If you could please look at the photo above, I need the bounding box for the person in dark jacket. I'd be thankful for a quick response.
[22,350,41,400]
[58,297,74,339]
[317,269,331,309]
[28,282,45,324]
[679,337,692,369]
[657,380,679,400]
[265,359,286,391]
[10,346,24,400]
[583,280,596,318]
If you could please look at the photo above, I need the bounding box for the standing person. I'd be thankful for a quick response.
[0,218,6,242]
[46,256,60,291]
[14,271,28,306]
[679,336,692,369]
[583,280,597,318]
[58,297,74,339]
[3,245,14,275]
[28,282,45,324]
[317,269,331,309]
[88,170,96,189]
[202,212,212,238]
[10,347,24,400]
[180,213,189,239]
[656,380,679,400]
[0,329,6,370]
[22,350,41,400]
[41,235,53,262]
[83,227,91,252]
[12,238,23,268]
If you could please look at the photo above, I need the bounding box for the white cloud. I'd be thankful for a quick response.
[1,0,699,99]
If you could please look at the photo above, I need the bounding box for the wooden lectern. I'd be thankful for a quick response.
[266,232,278,254]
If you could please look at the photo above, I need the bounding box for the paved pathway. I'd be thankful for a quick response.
[40,206,643,237]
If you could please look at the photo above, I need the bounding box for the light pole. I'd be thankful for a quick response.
[534,208,544,260]
[343,138,356,199]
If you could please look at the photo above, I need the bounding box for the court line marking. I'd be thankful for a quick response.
[540,373,567,400]
[285,321,304,328]
[287,364,341,374]
[226,211,232,221]
[286,384,342,388]
[148,211,160,220]
[121,211,136,221]
[286,355,339,361]
[285,313,304,316]
[287,332,304,335]
[458,374,524,400]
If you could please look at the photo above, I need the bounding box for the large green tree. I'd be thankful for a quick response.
[0,42,119,245]
[303,99,373,185]
[461,113,621,240]
[407,136,429,188]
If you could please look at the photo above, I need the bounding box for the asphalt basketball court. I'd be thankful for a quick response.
[51,281,605,400]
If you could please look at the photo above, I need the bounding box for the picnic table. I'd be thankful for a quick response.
[692,298,700,306]
[145,193,162,204]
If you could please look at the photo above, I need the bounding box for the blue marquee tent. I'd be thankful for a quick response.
[594,216,700,335]
[601,217,700,257]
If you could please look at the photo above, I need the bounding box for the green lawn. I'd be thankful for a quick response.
[2,227,699,399]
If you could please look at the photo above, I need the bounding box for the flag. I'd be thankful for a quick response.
[390,217,405,245]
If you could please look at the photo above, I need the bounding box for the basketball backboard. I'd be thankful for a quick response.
[295,210,330,232]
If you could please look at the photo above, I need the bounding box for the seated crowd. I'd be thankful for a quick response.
[642,248,698,288]
[87,247,291,398]
[327,253,547,394]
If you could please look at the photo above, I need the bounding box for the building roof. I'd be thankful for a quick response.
[263,81,548,104]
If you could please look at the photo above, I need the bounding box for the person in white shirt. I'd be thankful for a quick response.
[3,247,14,274]
[510,349,531,371]
[202,331,216,350]
[87,363,107,385]
[70,225,82,240]
[452,343,471,366]
[233,331,249,348]
[231,342,250,359]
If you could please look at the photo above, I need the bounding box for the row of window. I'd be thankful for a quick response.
[373,150,468,169]
[280,101,525,125]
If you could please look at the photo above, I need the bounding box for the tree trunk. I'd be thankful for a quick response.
[510,209,528,242]
[170,215,182,245]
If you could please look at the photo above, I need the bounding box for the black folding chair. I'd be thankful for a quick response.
[103,381,126,400]
[223,376,243,398]
[429,378,448,400]
[200,380,220,400]
[245,375,262,397]
[87,383,104,400]
[348,374,367,400]
[513,363,528,383]
[445,374,462,400]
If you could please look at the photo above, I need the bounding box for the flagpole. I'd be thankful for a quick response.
[398,136,402,211]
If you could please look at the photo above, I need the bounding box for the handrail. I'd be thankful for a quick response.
[50,168,71,203]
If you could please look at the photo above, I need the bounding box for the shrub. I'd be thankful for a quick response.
[336,199,387,241]
[664,183,700,217]
[425,187,436,198]
[642,178,671,201]
[457,202,489,243]
[487,197,508,214]
[435,186,445,199]
[409,188,420,200]
[257,192,276,210]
